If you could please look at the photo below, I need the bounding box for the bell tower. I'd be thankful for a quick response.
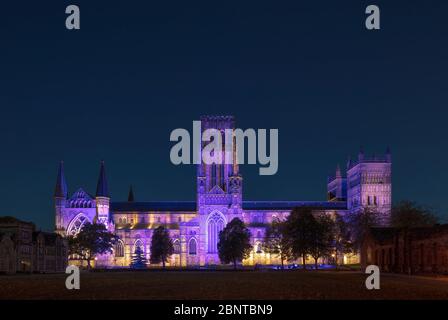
[196,116,243,265]
[346,147,392,225]
[196,115,242,209]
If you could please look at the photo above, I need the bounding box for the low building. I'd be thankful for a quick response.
[361,225,448,274]
[34,231,68,273]
[0,233,16,274]
[0,216,68,274]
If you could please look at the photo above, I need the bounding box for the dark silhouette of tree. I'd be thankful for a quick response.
[218,218,252,270]
[130,245,147,269]
[391,200,438,228]
[262,218,291,269]
[333,214,354,267]
[67,222,117,269]
[347,208,381,251]
[150,225,174,269]
[283,207,317,270]
[309,213,335,270]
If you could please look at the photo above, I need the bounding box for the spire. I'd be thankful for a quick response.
[128,185,135,202]
[54,161,68,198]
[96,161,109,198]
[336,164,342,178]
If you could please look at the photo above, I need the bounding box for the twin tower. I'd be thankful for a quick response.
[54,161,112,235]
[327,147,392,221]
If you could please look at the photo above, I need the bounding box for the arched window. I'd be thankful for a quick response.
[115,240,125,257]
[134,239,144,254]
[256,242,262,254]
[207,212,225,253]
[173,239,181,254]
[67,213,89,236]
[188,238,197,255]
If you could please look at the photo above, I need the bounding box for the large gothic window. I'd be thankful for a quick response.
[67,213,89,236]
[188,238,197,255]
[207,212,225,253]
[115,240,125,257]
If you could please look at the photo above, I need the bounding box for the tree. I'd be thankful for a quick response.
[218,218,252,269]
[262,218,292,269]
[150,225,174,269]
[130,245,148,269]
[347,208,381,251]
[309,213,335,270]
[67,222,118,269]
[283,207,317,270]
[333,214,354,267]
[391,200,438,228]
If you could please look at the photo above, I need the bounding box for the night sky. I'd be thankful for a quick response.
[1,1,447,231]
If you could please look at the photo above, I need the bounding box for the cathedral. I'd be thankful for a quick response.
[54,115,392,267]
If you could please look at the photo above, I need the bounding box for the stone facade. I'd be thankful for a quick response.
[362,225,448,274]
[0,216,68,274]
[55,115,392,267]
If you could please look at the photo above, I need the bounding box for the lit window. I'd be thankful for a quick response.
[189,238,197,255]
[115,241,124,257]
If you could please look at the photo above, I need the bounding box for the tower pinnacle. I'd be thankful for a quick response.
[54,161,68,198]
[336,164,342,178]
[96,160,109,198]
[128,185,135,202]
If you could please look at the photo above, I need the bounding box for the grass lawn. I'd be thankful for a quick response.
[1,270,448,300]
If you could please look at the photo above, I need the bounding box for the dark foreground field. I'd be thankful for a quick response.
[1,270,448,300]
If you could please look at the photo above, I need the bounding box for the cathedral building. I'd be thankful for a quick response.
[54,116,392,267]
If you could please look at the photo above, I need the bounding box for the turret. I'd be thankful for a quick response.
[385,146,392,163]
[358,146,365,161]
[95,161,111,228]
[327,164,347,201]
[128,185,135,202]
[54,161,68,234]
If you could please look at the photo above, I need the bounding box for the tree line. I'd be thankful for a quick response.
[67,200,439,270]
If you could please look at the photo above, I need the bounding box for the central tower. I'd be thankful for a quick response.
[197,116,243,265]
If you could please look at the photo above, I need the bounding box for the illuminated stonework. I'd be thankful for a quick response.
[54,116,391,267]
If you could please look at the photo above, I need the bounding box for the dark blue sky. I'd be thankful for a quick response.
[1,1,447,230]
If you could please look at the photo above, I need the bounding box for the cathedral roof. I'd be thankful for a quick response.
[111,201,196,212]
[110,200,347,212]
[69,188,94,201]
[242,201,347,211]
